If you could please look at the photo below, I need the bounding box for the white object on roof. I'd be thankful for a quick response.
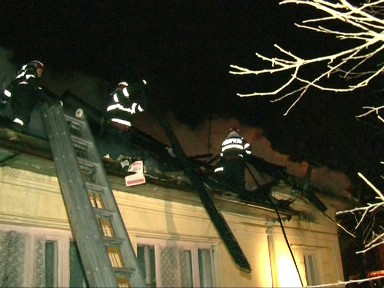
[125,160,146,187]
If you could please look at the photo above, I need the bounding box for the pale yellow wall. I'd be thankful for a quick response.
[0,166,344,287]
[213,214,274,287]
[0,166,67,229]
[265,207,344,287]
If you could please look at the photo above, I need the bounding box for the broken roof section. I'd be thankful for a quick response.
[0,87,346,217]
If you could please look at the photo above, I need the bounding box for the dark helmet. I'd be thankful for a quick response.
[227,127,241,138]
[127,80,149,111]
[229,127,240,133]
[117,81,128,89]
[116,80,147,89]
[29,60,44,71]
[111,81,129,98]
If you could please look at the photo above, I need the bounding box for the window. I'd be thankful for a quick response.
[304,254,318,286]
[138,244,157,287]
[0,229,62,287]
[45,241,58,287]
[0,225,215,287]
[159,247,193,287]
[137,240,215,288]
[198,249,214,287]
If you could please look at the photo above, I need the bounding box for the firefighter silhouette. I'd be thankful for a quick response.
[98,79,149,160]
[214,127,252,189]
[0,60,46,131]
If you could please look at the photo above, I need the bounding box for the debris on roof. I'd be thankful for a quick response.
[0,89,343,218]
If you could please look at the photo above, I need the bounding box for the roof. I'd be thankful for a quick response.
[0,89,351,219]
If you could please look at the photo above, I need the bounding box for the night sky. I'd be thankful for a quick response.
[1,1,383,198]
[0,1,314,117]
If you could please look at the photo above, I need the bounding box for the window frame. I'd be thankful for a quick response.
[304,253,318,286]
[137,238,216,287]
[0,224,71,287]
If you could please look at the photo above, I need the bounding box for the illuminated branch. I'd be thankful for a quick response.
[232,0,384,284]
[230,0,384,114]
[305,274,384,288]
[336,172,384,254]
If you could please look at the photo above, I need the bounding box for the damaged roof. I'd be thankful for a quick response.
[0,89,351,219]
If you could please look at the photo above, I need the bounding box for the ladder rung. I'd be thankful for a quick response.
[77,157,97,167]
[70,134,92,146]
[104,237,124,246]
[114,267,136,277]
[64,114,83,125]
[77,159,98,183]
[94,207,116,217]
[78,159,98,178]
[86,182,106,192]
[64,117,87,138]
[71,137,92,159]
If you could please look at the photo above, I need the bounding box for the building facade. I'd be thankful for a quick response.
[0,150,344,287]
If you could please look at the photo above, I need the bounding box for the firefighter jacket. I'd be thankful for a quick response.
[220,132,252,159]
[214,131,252,175]
[1,64,44,105]
[1,64,46,126]
[105,82,148,129]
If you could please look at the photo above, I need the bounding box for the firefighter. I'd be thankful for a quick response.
[0,60,46,131]
[99,79,148,160]
[105,80,148,132]
[214,127,252,189]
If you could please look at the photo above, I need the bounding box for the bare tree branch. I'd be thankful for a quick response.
[232,1,384,284]
[230,0,384,114]
[336,171,384,254]
[305,274,384,288]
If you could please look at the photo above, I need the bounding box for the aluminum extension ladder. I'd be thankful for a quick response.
[41,104,145,288]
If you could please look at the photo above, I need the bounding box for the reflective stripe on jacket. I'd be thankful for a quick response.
[220,136,252,158]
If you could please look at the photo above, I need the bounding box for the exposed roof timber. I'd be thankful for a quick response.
[0,126,298,219]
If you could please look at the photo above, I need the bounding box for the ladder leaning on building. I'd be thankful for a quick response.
[41,103,145,288]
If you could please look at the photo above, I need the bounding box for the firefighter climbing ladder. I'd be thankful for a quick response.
[41,104,145,288]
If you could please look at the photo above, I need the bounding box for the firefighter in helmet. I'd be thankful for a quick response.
[214,127,252,189]
[0,60,46,131]
[99,79,149,160]
[105,80,148,132]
